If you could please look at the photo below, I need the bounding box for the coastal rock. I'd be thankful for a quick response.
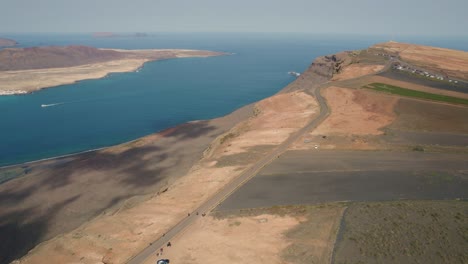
[282,51,352,93]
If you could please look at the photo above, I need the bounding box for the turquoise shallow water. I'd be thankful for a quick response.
[1,33,467,166]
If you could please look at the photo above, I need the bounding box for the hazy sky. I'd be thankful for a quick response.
[1,0,467,35]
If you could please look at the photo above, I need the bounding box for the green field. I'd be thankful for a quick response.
[364,83,468,106]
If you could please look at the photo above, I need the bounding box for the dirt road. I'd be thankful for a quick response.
[126,85,330,264]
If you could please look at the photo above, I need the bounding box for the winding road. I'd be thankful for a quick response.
[126,85,330,264]
[127,56,398,264]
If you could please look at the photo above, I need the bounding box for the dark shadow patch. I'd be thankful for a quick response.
[0,185,37,206]
[0,105,252,262]
[162,121,219,140]
[0,195,80,264]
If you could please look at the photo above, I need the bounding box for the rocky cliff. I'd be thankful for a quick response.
[282,51,352,93]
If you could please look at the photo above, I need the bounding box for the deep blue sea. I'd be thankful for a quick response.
[1,33,467,166]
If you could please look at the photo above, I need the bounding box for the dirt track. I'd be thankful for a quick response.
[126,85,331,264]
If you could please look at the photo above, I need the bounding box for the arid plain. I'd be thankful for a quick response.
[1,42,467,264]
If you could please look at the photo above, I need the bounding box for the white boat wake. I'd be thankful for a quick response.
[41,96,116,108]
[41,102,64,108]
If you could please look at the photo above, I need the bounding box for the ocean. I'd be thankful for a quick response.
[1,33,467,166]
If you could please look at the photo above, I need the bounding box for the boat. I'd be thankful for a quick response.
[288,71,301,77]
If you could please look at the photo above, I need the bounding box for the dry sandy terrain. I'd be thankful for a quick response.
[0,49,222,95]
[14,90,319,264]
[282,205,345,264]
[373,42,468,80]
[291,85,399,151]
[8,41,467,264]
[312,86,397,136]
[0,59,146,94]
[213,91,318,158]
[331,64,384,81]
[140,204,344,264]
[1,104,253,264]
[142,214,299,264]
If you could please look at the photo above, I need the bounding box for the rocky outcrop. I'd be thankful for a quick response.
[0,38,17,47]
[310,52,352,78]
[282,51,352,93]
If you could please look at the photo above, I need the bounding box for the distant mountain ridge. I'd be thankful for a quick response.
[92,32,148,38]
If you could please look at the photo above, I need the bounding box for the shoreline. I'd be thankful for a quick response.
[0,48,303,169]
[0,48,226,96]
[0,59,147,96]
[6,41,468,264]
[0,119,207,170]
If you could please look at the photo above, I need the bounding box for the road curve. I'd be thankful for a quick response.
[126,86,330,264]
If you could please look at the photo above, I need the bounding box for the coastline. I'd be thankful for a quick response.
[0,46,321,170]
[2,42,394,263]
[0,119,210,170]
[0,49,225,96]
[0,60,149,96]
[0,97,257,263]
[3,40,468,264]
[2,42,386,263]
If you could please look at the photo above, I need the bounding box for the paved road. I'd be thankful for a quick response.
[126,57,398,264]
[126,85,330,264]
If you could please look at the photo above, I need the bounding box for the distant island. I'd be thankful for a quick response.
[0,37,17,47]
[92,32,148,38]
[0,45,225,95]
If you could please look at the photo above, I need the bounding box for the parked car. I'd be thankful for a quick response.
[157,259,170,264]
